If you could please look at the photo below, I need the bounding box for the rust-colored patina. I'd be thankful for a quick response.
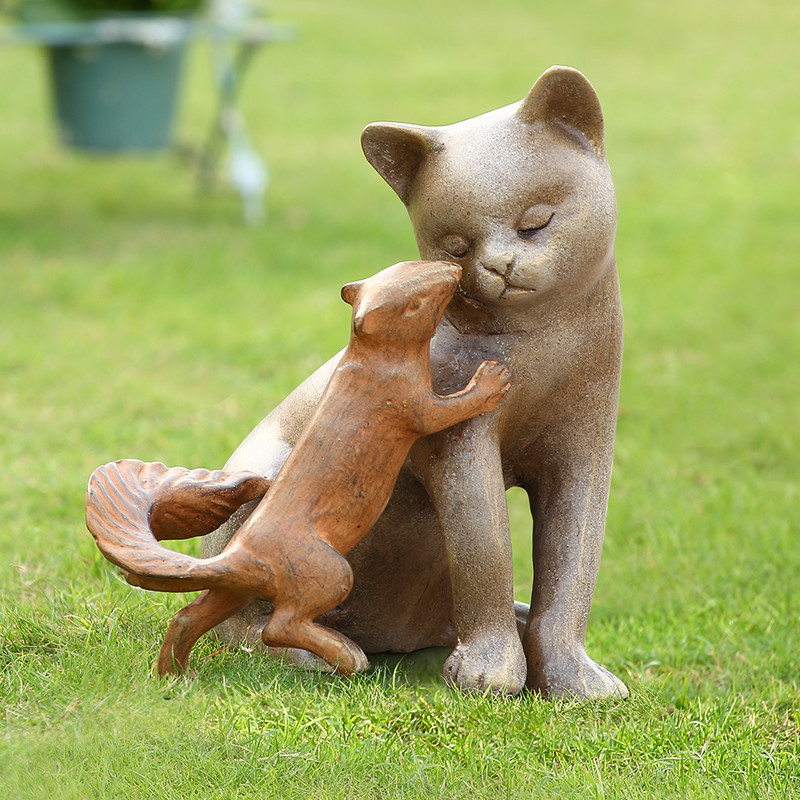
[86,261,510,676]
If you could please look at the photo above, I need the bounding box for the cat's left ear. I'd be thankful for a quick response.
[361,123,441,205]
[518,66,605,157]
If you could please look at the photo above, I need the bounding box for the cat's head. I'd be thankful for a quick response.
[361,66,617,332]
[341,260,462,343]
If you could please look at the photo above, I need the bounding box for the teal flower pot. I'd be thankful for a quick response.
[46,28,187,152]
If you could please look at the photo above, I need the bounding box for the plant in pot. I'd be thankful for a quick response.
[11,0,205,151]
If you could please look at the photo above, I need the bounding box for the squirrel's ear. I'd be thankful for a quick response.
[361,122,441,206]
[518,66,605,157]
[341,280,363,307]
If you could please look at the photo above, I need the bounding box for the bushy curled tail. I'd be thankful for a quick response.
[85,459,269,592]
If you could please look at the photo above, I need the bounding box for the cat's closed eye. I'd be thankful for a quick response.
[518,206,554,238]
[440,234,471,258]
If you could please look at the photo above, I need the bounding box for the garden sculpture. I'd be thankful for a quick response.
[86,260,511,676]
[203,65,627,699]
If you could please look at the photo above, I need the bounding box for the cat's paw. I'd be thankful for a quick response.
[472,360,511,412]
[443,632,526,696]
[525,645,628,700]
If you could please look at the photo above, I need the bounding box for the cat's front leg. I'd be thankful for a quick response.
[520,433,628,700]
[410,416,526,695]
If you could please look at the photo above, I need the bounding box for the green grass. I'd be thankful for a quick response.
[2,0,799,797]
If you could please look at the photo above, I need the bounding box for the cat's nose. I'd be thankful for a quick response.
[483,251,515,276]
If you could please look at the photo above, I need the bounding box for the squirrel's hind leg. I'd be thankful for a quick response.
[259,538,367,675]
[261,607,369,676]
[157,588,251,676]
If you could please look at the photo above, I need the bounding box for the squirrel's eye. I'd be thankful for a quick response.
[440,234,471,258]
[518,206,554,238]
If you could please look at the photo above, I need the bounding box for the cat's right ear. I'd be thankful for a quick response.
[518,66,606,157]
[361,123,440,206]
[341,281,363,307]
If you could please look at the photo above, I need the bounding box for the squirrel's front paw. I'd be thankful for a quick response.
[474,360,511,411]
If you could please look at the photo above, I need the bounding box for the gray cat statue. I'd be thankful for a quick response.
[204,65,627,699]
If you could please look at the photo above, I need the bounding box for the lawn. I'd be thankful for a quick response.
[1,0,799,797]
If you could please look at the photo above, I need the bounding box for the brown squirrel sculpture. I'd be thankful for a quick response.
[86,260,511,676]
[202,66,628,699]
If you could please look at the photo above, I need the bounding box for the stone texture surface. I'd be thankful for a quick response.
[205,66,627,699]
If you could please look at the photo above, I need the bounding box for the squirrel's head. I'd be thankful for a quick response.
[341,261,461,343]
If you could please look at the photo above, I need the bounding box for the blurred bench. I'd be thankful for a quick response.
[0,3,294,221]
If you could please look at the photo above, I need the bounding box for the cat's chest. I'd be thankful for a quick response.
[429,326,506,395]
[429,319,565,400]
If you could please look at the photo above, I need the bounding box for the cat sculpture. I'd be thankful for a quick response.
[86,260,511,676]
[204,65,627,698]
